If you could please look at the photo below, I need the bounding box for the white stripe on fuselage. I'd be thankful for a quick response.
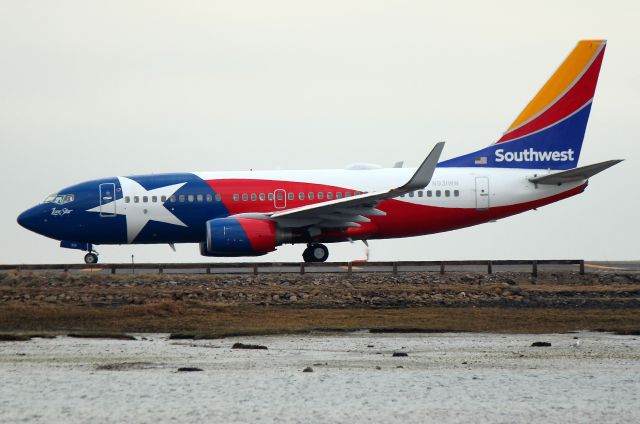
[194,167,583,209]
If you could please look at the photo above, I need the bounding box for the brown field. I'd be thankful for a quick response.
[1,270,639,336]
[1,303,640,337]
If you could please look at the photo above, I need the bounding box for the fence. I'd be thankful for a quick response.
[0,259,585,277]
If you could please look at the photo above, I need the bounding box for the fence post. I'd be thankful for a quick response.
[392,262,398,275]
[579,260,585,275]
[206,265,211,274]
[64,265,69,273]
[487,260,493,275]
[440,262,445,275]
[253,264,258,276]
[111,266,116,275]
[347,262,352,275]
[532,260,538,278]
[300,263,305,275]
[159,265,163,274]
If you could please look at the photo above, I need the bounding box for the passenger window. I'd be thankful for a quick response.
[179,195,186,202]
[134,196,139,203]
[308,192,314,200]
[409,192,414,198]
[125,196,130,203]
[445,190,450,197]
[215,194,221,201]
[427,191,432,197]
[345,192,351,197]
[454,190,460,197]
[170,195,176,203]
[197,194,203,202]
[418,191,423,197]
[317,192,324,200]
[151,196,157,203]
[206,194,212,202]
[336,192,342,199]
[259,193,265,201]
[233,194,239,201]
[288,193,294,200]
[242,194,248,201]
[251,193,257,201]
[436,190,441,197]
[143,196,148,203]
[327,192,333,200]
[269,193,275,201]
[298,192,304,200]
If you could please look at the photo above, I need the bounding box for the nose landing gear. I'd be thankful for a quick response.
[84,252,99,264]
[302,243,329,263]
[60,241,99,264]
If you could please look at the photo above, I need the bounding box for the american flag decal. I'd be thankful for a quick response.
[474,156,488,165]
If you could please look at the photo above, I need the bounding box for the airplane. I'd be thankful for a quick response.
[17,40,621,264]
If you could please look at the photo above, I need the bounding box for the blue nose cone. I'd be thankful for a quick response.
[17,206,42,233]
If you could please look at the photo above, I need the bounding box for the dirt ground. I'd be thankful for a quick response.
[1,270,639,336]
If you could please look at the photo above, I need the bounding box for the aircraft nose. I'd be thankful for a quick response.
[17,206,41,232]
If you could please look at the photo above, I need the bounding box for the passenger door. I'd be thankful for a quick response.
[475,177,490,211]
[273,189,286,209]
[99,183,117,217]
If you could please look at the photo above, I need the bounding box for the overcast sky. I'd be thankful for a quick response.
[1,0,638,264]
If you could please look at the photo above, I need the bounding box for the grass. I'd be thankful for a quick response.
[1,302,640,336]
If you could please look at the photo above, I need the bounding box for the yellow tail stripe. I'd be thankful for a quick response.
[507,40,605,132]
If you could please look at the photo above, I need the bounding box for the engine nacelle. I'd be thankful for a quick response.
[200,217,277,257]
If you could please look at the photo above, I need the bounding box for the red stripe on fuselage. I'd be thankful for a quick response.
[322,183,587,242]
[205,179,362,216]
[205,178,586,243]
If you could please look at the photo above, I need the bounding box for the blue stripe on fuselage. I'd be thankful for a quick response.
[127,173,229,244]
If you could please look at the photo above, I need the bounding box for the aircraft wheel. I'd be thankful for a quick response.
[84,253,98,264]
[302,248,311,263]
[303,244,329,263]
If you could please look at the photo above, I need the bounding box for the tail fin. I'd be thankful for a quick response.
[440,40,606,170]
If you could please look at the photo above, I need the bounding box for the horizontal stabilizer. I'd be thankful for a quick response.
[528,159,623,185]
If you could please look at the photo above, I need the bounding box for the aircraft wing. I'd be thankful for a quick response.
[263,142,445,229]
[528,159,623,185]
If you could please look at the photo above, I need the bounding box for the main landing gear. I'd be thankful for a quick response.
[84,252,99,264]
[302,243,329,263]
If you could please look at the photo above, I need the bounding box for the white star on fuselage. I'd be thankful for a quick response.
[87,177,188,243]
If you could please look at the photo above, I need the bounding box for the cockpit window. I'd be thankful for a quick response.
[43,194,75,204]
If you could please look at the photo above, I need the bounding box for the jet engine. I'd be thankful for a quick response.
[200,217,279,257]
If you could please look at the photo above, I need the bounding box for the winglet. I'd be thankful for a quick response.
[397,142,445,192]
